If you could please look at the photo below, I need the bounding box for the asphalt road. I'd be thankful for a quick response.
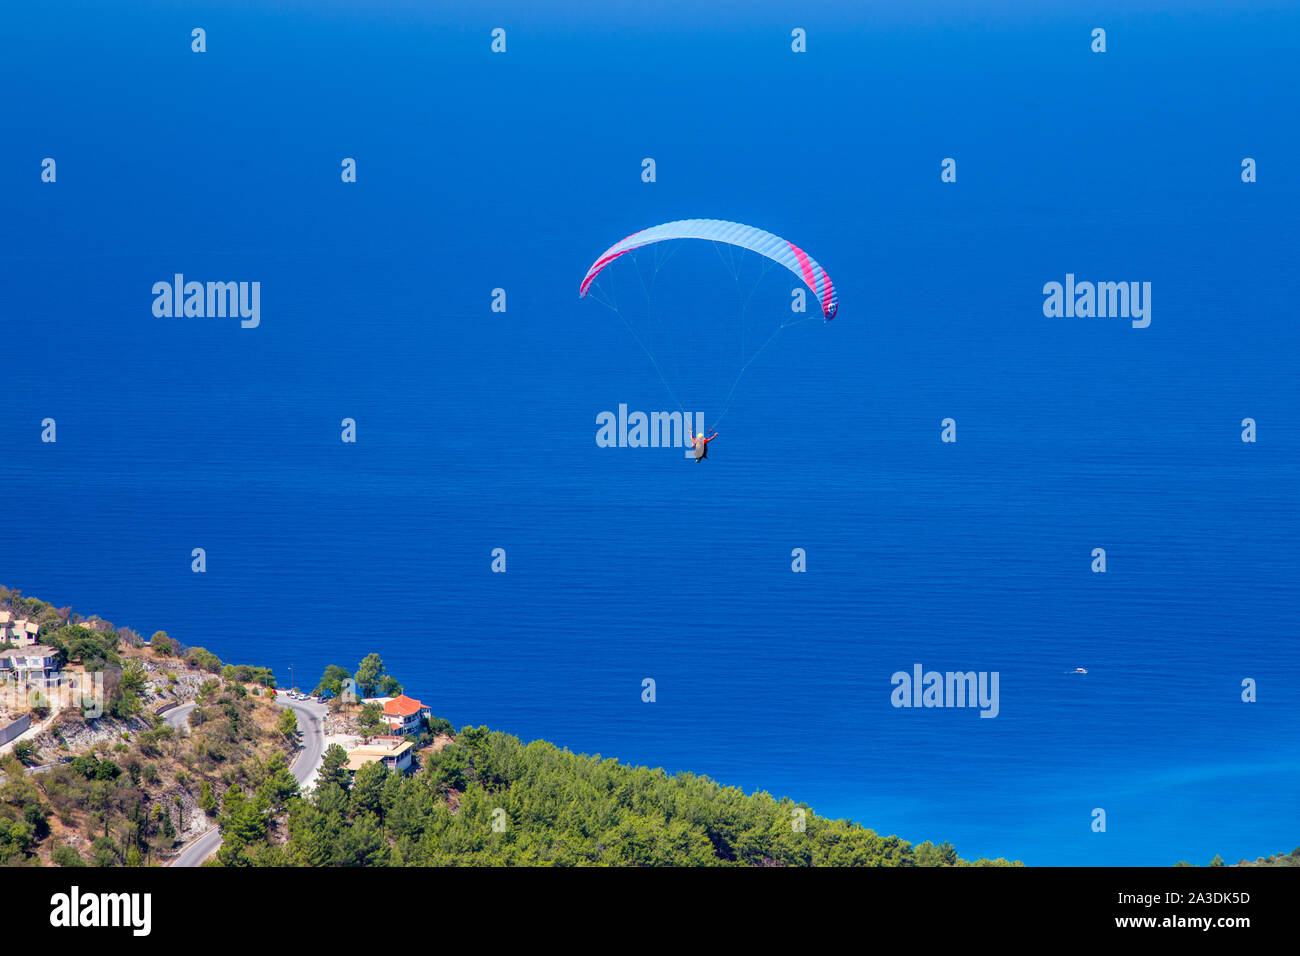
[163,702,196,733]
[169,693,327,867]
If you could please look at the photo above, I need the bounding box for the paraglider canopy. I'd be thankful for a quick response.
[580,219,837,321]
[579,218,836,434]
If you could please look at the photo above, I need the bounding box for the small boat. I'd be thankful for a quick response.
[1072,667,1088,675]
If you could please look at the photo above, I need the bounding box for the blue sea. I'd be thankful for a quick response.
[2,0,1297,865]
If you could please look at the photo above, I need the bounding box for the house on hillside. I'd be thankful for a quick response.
[362,694,432,736]
[0,644,61,687]
[345,736,415,776]
[0,612,40,648]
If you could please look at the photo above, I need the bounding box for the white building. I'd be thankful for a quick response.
[0,612,40,648]
[345,736,415,775]
[0,644,61,686]
[361,694,432,736]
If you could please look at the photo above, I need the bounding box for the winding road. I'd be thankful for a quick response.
[168,692,327,867]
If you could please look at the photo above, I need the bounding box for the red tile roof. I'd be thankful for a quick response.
[383,694,426,717]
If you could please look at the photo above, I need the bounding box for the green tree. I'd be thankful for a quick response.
[23,802,50,840]
[216,786,269,866]
[354,653,388,698]
[106,659,147,719]
[350,762,388,819]
[121,659,147,695]
[257,753,300,811]
[52,844,86,867]
[91,835,120,867]
[340,811,388,866]
[47,625,118,671]
[156,802,176,841]
[284,801,335,866]
[315,664,351,697]
[426,743,469,792]
[317,744,350,792]
[71,754,121,781]
[186,647,223,674]
[199,780,219,816]
[221,663,276,687]
[277,707,298,738]
[151,631,178,656]
[29,690,51,719]
[5,820,33,855]
[357,701,386,737]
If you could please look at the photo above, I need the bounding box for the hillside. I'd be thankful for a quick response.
[0,588,295,867]
[1235,848,1300,867]
[256,725,1021,867]
[1177,848,1300,868]
[1,681,293,867]
[2,588,1024,867]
